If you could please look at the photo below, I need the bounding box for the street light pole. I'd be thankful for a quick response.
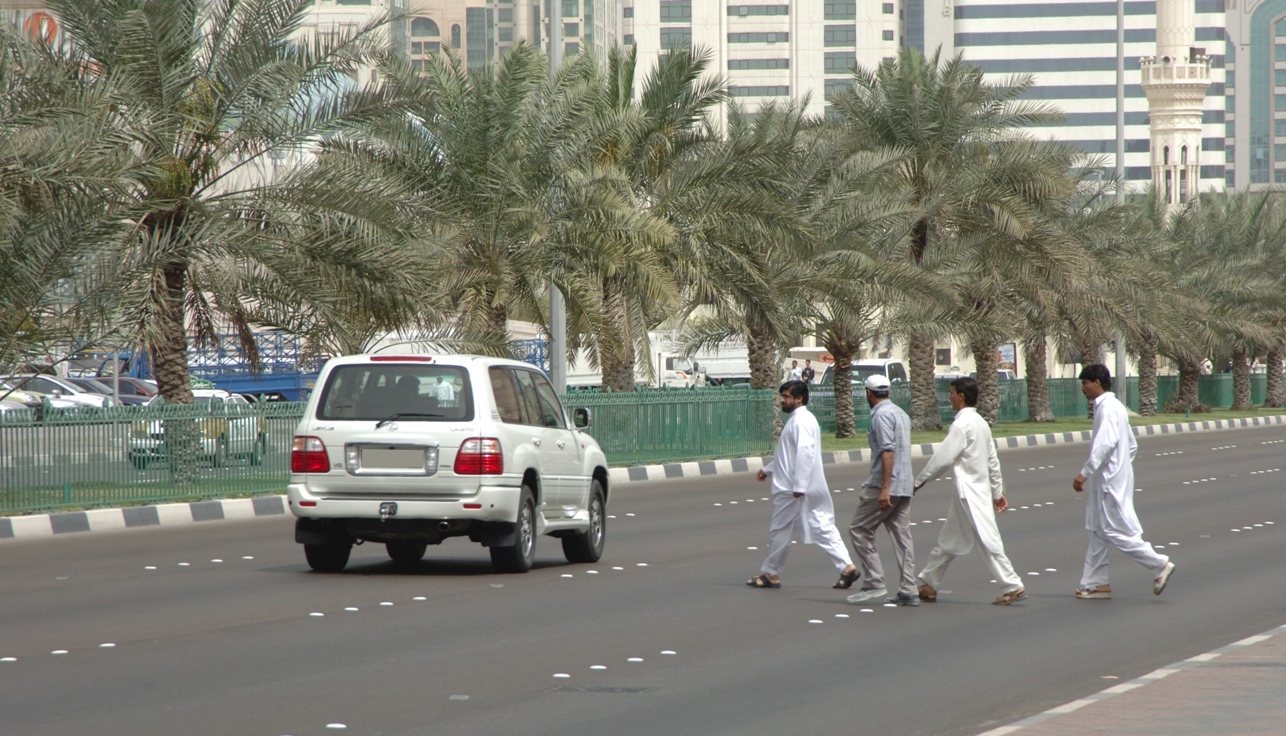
[547,0,567,393]
[1114,0,1129,400]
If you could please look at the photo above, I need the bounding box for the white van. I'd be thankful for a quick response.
[819,359,909,387]
[288,354,610,573]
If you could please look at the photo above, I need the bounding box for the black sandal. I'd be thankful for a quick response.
[746,574,781,589]
[833,569,860,589]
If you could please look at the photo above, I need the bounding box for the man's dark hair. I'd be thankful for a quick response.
[780,379,809,405]
[950,376,979,407]
[1079,363,1112,391]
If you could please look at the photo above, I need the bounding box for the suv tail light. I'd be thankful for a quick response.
[291,436,331,473]
[453,438,503,475]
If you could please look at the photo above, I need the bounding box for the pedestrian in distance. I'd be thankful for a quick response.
[747,380,860,590]
[788,360,802,381]
[846,374,919,606]
[1072,364,1176,599]
[912,377,1026,606]
[800,359,816,384]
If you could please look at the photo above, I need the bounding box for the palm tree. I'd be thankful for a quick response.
[47,0,412,409]
[0,23,146,376]
[830,47,1062,429]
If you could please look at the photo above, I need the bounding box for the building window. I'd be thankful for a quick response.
[1276,95,1286,111]
[824,25,856,47]
[729,31,789,43]
[624,34,635,45]
[412,41,422,54]
[425,41,440,55]
[566,42,580,56]
[936,348,952,365]
[565,22,579,37]
[824,78,851,100]
[660,0,692,22]
[728,58,790,70]
[624,6,634,18]
[337,0,372,5]
[728,4,789,16]
[451,24,461,48]
[498,8,513,23]
[661,27,692,49]
[824,51,856,74]
[466,9,486,68]
[824,1,856,20]
[883,2,894,13]
[563,0,578,15]
[883,30,895,41]
[412,17,441,37]
[499,27,513,42]
[1276,144,1286,160]
[728,85,790,97]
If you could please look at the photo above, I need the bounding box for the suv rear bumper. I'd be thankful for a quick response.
[286,481,521,523]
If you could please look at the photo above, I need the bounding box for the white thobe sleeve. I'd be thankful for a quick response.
[1080,407,1118,479]
[915,420,965,487]
[987,439,1004,501]
[793,421,818,495]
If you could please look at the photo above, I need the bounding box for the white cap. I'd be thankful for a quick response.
[864,374,890,391]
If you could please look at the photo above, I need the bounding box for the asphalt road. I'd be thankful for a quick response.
[2,425,1284,736]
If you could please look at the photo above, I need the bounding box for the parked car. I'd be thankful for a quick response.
[94,376,158,400]
[65,377,148,406]
[1,374,111,407]
[969,369,1018,381]
[127,389,267,469]
[0,381,76,409]
[819,359,909,388]
[287,353,610,573]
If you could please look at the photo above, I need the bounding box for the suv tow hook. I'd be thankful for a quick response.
[379,502,398,521]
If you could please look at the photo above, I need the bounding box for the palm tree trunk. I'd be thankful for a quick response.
[908,337,940,431]
[746,324,781,435]
[1137,332,1158,417]
[1231,347,1251,410]
[1166,358,1203,412]
[971,339,1000,425]
[824,336,860,438]
[1266,344,1285,409]
[1024,335,1054,422]
[1081,337,1103,420]
[150,262,199,485]
[599,278,635,393]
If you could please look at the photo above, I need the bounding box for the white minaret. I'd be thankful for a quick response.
[1140,0,1211,210]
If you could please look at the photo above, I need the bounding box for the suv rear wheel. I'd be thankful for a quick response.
[490,486,536,573]
[304,540,352,572]
[386,540,427,563]
[562,480,605,563]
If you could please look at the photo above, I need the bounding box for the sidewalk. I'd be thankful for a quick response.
[979,623,1286,736]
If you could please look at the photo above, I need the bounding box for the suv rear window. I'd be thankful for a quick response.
[316,364,473,421]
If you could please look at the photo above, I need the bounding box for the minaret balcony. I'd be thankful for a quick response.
[1139,56,1211,85]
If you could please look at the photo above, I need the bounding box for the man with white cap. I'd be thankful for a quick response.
[846,373,918,606]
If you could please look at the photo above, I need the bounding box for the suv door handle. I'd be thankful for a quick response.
[556,440,566,449]
[531,438,541,446]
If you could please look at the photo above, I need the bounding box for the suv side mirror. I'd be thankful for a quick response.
[573,407,591,429]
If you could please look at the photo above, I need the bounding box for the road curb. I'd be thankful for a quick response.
[2,414,1282,541]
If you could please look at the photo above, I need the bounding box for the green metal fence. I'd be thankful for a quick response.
[1,388,777,514]
[0,402,305,514]
[563,387,777,467]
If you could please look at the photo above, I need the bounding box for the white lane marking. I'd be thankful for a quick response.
[553,673,570,679]
[661,650,677,655]
[449,694,470,700]
[628,657,643,662]
[309,612,324,617]
[100,643,115,648]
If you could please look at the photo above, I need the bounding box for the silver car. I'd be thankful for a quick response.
[287,354,609,573]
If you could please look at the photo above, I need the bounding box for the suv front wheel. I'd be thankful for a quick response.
[562,480,605,563]
[490,486,536,573]
[304,540,352,572]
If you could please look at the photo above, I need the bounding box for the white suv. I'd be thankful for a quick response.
[287,354,610,573]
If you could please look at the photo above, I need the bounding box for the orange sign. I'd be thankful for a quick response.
[24,12,58,43]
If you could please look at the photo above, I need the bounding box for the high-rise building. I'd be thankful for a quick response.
[1226,0,1286,188]
[625,0,901,122]
[916,0,1226,194]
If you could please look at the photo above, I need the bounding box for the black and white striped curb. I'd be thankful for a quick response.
[1,414,1281,541]
[975,623,1286,735]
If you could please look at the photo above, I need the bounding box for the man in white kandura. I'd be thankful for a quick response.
[747,380,859,590]
[1072,364,1176,600]
[912,377,1026,605]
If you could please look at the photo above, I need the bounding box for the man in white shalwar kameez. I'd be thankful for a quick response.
[747,381,858,589]
[1072,364,1176,599]
[912,377,1027,605]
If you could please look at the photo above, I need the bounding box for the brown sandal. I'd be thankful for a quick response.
[993,588,1027,605]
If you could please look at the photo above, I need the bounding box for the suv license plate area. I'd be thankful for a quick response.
[346,444,439,476]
